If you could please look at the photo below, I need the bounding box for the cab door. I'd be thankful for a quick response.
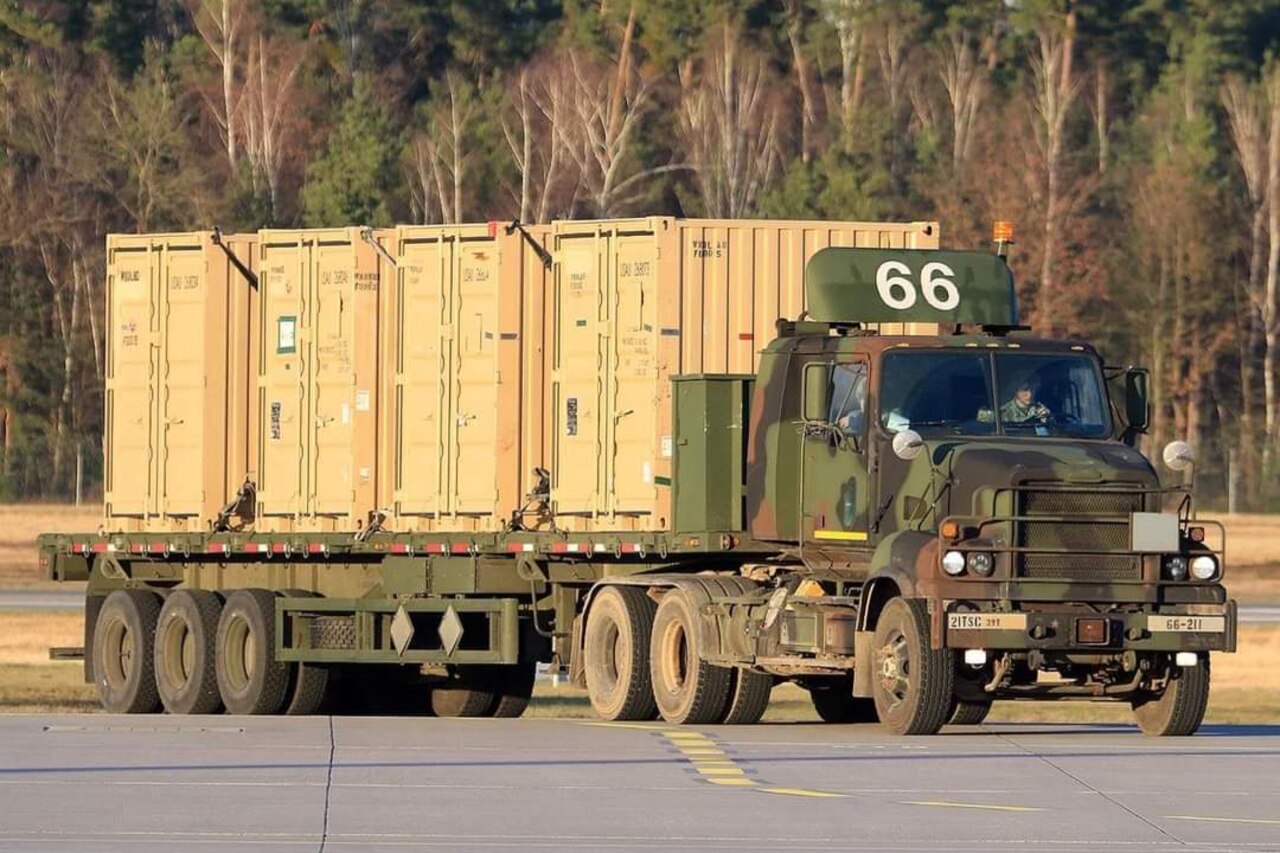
[800,355,874,567]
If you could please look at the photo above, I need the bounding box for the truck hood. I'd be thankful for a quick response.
[929,438,1160,494]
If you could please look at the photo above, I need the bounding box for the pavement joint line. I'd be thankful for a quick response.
[904,801,1044,813]
[580,722,667,731]
[1164,815,1280,825]
[759,786,848,799]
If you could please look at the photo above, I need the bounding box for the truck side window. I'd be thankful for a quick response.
[829,363,868,436]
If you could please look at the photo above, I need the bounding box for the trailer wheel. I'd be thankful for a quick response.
[216,589,290,715]
[808,678,879,723]
[871,598,954,735]
[431,667,498,717]
[650,588,732,724]
[721,668,772,725]
[948,700,992,726]
[279,591,331,716]
[489,662,538,718]
[584,586,659,721]
[93,589,163,714]
[1132,655,1210,736]
[154,590,224,715]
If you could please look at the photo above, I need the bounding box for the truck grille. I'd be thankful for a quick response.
[1015,489,1143,582]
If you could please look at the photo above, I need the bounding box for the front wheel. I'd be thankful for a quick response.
[1132,655,1210,736]
[871,598,955,735]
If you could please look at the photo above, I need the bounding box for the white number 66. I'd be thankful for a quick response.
[875,261,959,311]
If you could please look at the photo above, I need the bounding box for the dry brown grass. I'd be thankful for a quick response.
[0,503,100,588]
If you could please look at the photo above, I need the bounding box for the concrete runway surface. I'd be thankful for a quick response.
[0,716,1277,852]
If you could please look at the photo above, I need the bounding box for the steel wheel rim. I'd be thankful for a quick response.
[159,615,194,688]
[103,618,131,691]
[224,615,254,692]
[876,630,911,709]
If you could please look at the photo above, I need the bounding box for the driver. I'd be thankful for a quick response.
[1001,382,1050,423]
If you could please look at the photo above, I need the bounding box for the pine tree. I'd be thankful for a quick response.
[300,75,399,227]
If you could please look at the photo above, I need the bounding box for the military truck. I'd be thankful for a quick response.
[40,241,1235,735]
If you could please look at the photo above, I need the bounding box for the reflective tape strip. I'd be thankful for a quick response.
[813,530,869,542]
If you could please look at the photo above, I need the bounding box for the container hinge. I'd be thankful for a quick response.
[504,220,553,269]
[360,227,399,268]
[211,227,259,289]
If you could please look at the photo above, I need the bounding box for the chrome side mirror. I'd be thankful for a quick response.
[892,429,925,461]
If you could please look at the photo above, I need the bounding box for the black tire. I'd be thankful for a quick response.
[279,591,331,716]
[871,598,955,735]
[216,589,290,715]
[154,589,224,715]
[431,667,498,717]
[584,586,659,721]
[650,588,732,725]
[721,668,773,725]
[1132,655,1210,736]
[92,589,163,714]
[809,678,879,723]
[949,700,992,726]
[490,662,538,718]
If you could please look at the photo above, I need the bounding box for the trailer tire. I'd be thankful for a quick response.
[431,668,498,717]
[279,591,331,716]
[721,668,772,725]
[651,588,732,725]
[1132,655,1210,737]
[490,662,538,718]
[948,700,992,726]
[585,586,659,721]
[216,589,290,715]
[871,598,954,735]
[93,589,163,714]
[154,590,224,715]
[809,678,879,723]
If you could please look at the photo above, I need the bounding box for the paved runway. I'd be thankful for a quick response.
[0,716,1276,852]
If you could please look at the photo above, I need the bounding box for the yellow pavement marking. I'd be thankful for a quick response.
[693,766,747,776]
[760,787,848,799]
[1166,815,1280,826]
[678,748,725,757]
[905,801,1043,813]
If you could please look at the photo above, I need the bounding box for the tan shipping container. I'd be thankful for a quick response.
[104,231,259,532]
[543,217,940,532]
[379,223,550,533]
[255,228,382,532]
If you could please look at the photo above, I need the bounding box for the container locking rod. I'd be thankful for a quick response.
[211,227,259,289]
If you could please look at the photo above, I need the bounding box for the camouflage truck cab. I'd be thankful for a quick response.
[729,247,1234,734]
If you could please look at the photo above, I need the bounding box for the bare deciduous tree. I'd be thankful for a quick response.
[679,25,781,218]
[501,61,576,224]
[820,0,868,140]
[408,71,477,224]
[937,28,987,175]
[191,0,245,172]
[242,34,304,220]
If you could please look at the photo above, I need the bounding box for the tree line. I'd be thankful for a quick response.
[1,0,1279,508]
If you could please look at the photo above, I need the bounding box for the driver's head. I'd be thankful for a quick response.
[1015,383,1033,405]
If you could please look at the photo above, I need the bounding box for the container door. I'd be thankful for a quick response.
[310,240,358,515]
[453,240,500,514]
[553,238,604,514]
[258,240,308,519]
[105,244,159,517]
[157,242,209,517]
[609,236,659,514]
[394,237,450,516]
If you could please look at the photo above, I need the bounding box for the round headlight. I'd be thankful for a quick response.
[1190,555,1218,581]
[942,550,966,576]
[1164,556,1188,581]
[967,552,995,576]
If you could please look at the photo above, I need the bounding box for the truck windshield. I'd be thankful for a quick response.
[879,351,1111,439]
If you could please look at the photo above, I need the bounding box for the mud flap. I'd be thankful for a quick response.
[852,630,874,697]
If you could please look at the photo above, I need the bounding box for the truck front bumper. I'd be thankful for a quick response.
[943,599,1237,654]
